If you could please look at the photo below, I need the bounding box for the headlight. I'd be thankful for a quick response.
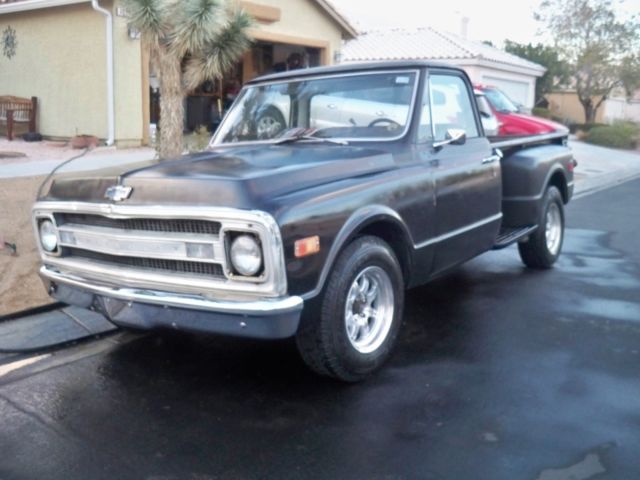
[39,219,58,252]
[230,234,262,276]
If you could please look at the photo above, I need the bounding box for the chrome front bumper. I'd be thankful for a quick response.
[40,266,304,339]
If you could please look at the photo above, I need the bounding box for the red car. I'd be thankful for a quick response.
[475,85,567,137]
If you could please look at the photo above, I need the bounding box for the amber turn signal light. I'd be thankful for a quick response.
[294,235,320,258]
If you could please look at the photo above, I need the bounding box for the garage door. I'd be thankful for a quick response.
[482,76,531,108]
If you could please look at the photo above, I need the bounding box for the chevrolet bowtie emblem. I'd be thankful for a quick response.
[105,185,133,202]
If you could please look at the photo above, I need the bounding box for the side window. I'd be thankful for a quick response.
[429,75,479,141]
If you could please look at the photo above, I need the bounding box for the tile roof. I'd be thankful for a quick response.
[342,27,546,74]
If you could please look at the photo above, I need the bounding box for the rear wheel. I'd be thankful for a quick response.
[295,236,404,382]
[518,186,565,269]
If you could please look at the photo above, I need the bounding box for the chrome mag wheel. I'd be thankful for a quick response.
[545,202,563,255]
[344,266,395,354]
[518,185,565,269]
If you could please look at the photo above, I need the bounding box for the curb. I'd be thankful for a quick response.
[573,170,640,201]
[0,305,117,354]
[0,302,63,324]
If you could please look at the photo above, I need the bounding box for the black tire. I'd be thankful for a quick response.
[256,107,286,139]
[518,185,565,269]
[295,236,405,382]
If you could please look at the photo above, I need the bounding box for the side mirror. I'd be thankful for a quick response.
[433,128,466,150]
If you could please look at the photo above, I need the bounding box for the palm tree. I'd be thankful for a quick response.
[123,0,252,159]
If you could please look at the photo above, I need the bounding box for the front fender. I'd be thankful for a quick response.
[299,205,413,301]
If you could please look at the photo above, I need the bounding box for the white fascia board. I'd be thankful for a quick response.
[443,58,546,78]
[312,0,358,38]
[0,0,90,15]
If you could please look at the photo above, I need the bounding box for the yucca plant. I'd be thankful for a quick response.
[123,0,253,159]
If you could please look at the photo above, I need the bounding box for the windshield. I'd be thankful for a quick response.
[211,71,418,145]
[483,87,519,113]
[474,93,493,118]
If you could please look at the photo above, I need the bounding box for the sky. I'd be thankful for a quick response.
[332,0,640,46]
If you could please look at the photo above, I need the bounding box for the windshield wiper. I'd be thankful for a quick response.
[273,128,348,145]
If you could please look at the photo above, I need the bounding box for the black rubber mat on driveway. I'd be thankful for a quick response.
[0,306,117,353]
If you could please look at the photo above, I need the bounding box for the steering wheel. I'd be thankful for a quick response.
[368,117,401,129]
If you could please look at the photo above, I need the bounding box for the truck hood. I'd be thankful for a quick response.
[41,144,396,209]
[497,111,568,136]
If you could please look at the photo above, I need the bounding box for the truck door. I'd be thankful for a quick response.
[426,71,502,274]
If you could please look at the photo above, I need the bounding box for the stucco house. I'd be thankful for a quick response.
[546,88,640,125]
[0,0,356,146]
[341,27,546,110]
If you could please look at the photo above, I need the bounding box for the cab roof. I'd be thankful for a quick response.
[245,60,465,85]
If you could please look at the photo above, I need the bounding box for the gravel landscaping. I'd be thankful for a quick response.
[0,138,79,163]
[0,175,52,316]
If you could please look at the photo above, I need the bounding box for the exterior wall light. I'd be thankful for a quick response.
[128,27,141,40]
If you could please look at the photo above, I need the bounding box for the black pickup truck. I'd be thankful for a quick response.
[33,61,575,381]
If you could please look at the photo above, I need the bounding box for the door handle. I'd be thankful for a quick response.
[482,154,501,164]
[429,159,440,167]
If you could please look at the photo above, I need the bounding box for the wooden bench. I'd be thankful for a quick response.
[0,96,38,141]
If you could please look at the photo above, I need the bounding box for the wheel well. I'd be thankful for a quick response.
[549,170,568,203]
[356,220,412,284]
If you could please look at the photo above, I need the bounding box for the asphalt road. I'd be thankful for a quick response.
[1,179,640,480]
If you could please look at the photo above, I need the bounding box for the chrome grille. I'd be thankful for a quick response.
[56,213,221,235]
[68,248,224,278]
[53,213,226,280]
[34,202,287,297]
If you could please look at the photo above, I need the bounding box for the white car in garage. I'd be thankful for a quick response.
[245,77,499,139]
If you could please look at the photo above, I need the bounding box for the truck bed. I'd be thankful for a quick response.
[490,131,569,153]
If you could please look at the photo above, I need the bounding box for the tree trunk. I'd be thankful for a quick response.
[585,105,597,124]
[580,97,599,125]
[157,48,184,160]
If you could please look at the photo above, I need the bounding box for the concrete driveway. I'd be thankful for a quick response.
[569,139,640,197]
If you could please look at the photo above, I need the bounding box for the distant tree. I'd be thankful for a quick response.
[536,0,640,123]
[504,40,569,106]
[619,54,640,99]
[123,0,253,159]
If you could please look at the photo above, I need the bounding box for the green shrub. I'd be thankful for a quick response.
[585,122,640,149]
[532,107,552,119]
